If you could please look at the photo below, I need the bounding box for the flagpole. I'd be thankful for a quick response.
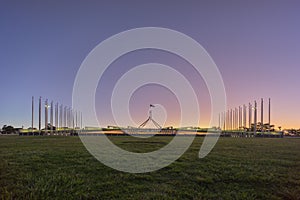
[31,96,34,132]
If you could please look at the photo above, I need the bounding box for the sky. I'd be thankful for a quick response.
[0,0,300,129]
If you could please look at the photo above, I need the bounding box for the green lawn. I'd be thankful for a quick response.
[0,136,299,199]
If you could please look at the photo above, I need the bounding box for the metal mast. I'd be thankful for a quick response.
[31,96,34,130]
[50,101,53,133]
[248,103,252,131]
[45,99,48,134]
[261,98,264,133]
[254,100,257,135]
[139,104,162,129]
[243,104,247,129]
[39,97,42,131]
[268,98,271,133]
[59,104,63,129]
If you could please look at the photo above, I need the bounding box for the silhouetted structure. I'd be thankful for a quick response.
[26,96,83,136]
[220,98,279,137]
[139,104,162,129]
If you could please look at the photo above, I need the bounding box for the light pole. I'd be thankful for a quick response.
[261,98,264,134]
[230,109,233,131]
[31,96,34,133]
[223,112,226,131]
[249,103,252,133]
[50,101,53,134]
[59,104,63,129]
[243,104,246,130]
[64,106,67,128]
[80,111,83,129]
[45,99,50,135]
[254,100,257,136]
[268,98,271,133]
[55,103,58,131]
[39,97,42,133]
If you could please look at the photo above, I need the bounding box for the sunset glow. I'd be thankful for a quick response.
[1,1,300,129]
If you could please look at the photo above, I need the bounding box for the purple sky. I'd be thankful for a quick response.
[1,0,300,129]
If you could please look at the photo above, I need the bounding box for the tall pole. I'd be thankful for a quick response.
[68,108,72,128]
[243,104,247,129]
[240,106,242,129]
[66,106,68,128]
[59,105,60,130]
[261,98,264,133]
[230,109,232,130]
[233,109,235,130]
[234,108,236,130]
[238,107,240,129]
[235,108,239,130]
[69,109,71,129]
[71,109,73,128]
[249,103,252,131]
[242,105,244,129]
[66,107,68,128]
[241,106,243,129]
[31,96,34,130]
[56,103,59,129]
[230,109,233,131]
[64,106,67,127]
[227,110,229,131]
[268,98,271,133]
[67,107,69,128]
[235,108,238,130]
[224,111,226,130]
[228,110,230,130]
[220,112,222,130]
[55,103,58,130]
[229,110,231,131]
[238,106,240,130]
[59,104,63,129]
[230,109,233,130]
[223,112,226,130]
[76,110,78,129]
[225,111,227,131]
[39,97,41,131]
[80,111,83,129]
[236,108,238,130]
[54,103,56,130]
[234,108,237,130]
[72,109,75,129]
[238,107,241,130]
[50,101,53,133]
[69,108,71,128]
[237,107,239,130]
[218,113,220,129]
[222,112,225,130]
[254,100,257,136]
[45,99,48,134]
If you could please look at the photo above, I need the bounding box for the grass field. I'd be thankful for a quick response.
[0,136,300,199]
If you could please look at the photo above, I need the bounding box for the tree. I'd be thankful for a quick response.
[1,125,15,134]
